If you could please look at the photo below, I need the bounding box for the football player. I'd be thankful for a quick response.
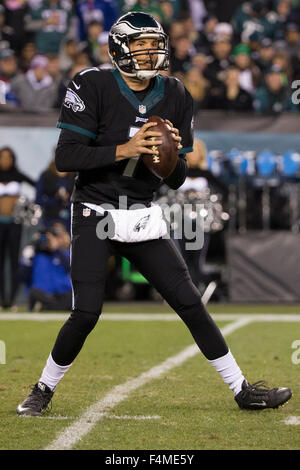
[17,12,292,416]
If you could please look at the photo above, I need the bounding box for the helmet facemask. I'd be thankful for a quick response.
[109,15,169,80]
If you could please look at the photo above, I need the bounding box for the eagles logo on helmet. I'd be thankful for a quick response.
[108,12,169,80]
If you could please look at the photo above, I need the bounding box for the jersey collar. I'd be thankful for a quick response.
[111,69,165,116]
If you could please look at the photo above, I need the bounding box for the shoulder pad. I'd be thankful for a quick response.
[78,67,101,77]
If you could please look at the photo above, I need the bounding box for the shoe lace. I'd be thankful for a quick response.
[249,380,269,389]
[239,380,270,400]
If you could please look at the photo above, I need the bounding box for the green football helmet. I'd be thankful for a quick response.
[108,12,169,80]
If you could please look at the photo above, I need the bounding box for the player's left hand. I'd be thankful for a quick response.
[165,119,182,151]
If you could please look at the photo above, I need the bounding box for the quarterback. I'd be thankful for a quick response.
[17,12,292,416]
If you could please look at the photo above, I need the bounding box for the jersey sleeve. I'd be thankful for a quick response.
[176,85,194,156]
[56,69,100,141]
[162,79,194,189]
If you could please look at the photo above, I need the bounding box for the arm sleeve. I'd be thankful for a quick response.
[55,70,116,172]
[55,129,116,172]
[175,83,194,156]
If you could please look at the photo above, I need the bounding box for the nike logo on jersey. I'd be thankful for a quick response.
[72,81,81,90]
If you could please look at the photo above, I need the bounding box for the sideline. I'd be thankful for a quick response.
[1,312,300,321]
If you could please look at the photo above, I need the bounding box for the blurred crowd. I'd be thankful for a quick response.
[0,144,74,311]
[0,0,300,114]
[1,0,300,310]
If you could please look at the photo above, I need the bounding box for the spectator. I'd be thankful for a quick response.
[35,157,75,230]
[76,0,119,41]
[11,54,58,112]
[0,146,35,311]
[0,48,20,107]
[274,1,292,40]
[80,19,104,66]
[272,49,293,82]
[58,38,80,73]
[169,35,195,75]
[28,222,72,312]
[180,14,201,45]
[253,64,298,113]
[187,0,207,32]
[232,43,261,94]
[72,50,91,69]
[194,14,218,54]
[97,32,111,68]
[219,66,253,111]
[291,44,300,80]
[25,0,73,54]
[191,52,209,74]
[18,41,38,72]
[276,0,292,18]
[0,4,15,51]
[159,0,177,29]
[285,23,300,56]
[129,0,165,23]
[252,38,276,77]
[232,0,278,45]
[183,66,210,111]
[204,36,232,91]
[168,20,187,49]
[213,22,234,43]
[3,0,30,53]
[47,52,62,88]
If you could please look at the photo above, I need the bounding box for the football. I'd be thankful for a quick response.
[142,116,178,179]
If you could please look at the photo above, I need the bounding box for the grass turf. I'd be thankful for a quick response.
[0,303,299,450]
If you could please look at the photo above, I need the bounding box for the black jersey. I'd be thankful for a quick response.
[56,67,194,207]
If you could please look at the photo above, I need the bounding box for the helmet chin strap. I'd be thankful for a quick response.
[135,70,158,80]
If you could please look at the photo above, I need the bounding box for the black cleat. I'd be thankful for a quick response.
[17,382,54,416]
[235,380,292,410]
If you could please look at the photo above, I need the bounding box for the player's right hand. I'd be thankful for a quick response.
[115,122,163,162]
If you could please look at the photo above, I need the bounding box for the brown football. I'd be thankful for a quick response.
[142,115,178,179]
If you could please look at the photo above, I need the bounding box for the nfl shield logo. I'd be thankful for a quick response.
[139,104,147,114]
[83,207,91,217]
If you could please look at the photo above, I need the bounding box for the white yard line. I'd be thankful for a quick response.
[34,414,161,421]
[1,312,300,322]
[284,416,300,425]
[44,317,251,450]
[107,415,161,421]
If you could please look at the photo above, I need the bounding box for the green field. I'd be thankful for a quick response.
[0,303,299,451]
